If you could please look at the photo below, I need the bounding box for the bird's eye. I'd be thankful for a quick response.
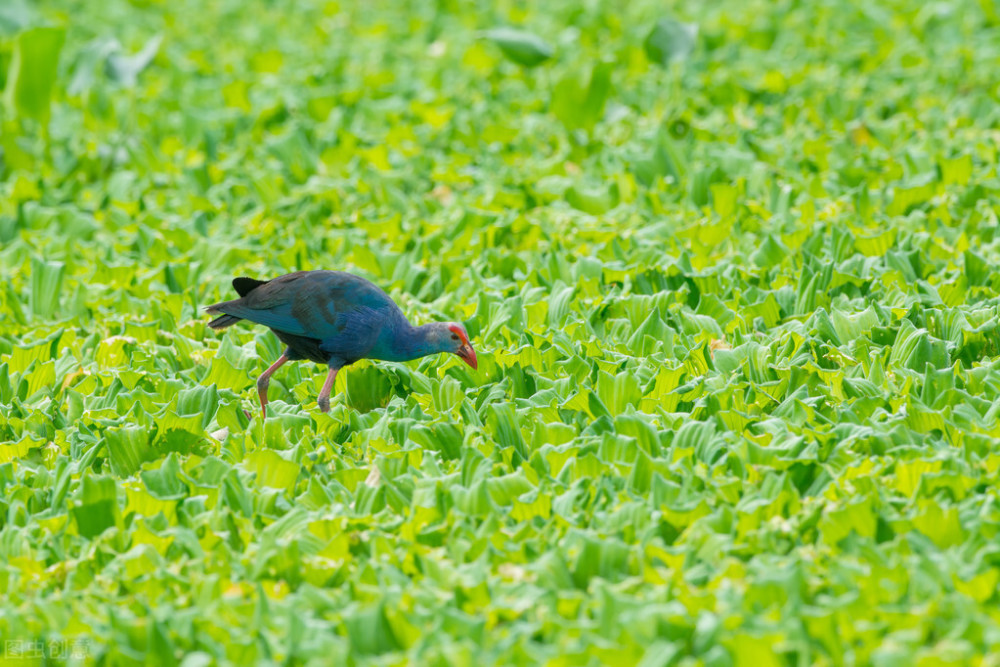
[451,334,459,341]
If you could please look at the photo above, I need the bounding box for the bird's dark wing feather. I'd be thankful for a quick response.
[272,329,330,364]
[233,276,269,298]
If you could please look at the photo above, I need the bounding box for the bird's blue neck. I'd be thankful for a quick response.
[376,323,441,362]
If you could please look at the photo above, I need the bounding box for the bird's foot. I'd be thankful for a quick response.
[318,397,330,413]
[243,408,253,421]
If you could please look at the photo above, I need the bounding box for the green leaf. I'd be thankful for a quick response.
[244,449,300,491]
[346,603,402,655]
[6,328,61,373]
[106,35,162,87]
[820,498,876,544]
[853,227,896,256]
[490,402,529,462]
[711,182,739,218]
[551,61,614,132]
[547,284,576,328]
[887,179,934,216]
[29,257,65,319]
[939,154,972,186]
[487,471,534,505]
[482,27,553,67]
[140,453,188,500]
[911,500,964,548]
[638,641,681,667]
[67,37,119,96]
[452,479,493,516]
[175,384,220,429]
[831,306,880,342]
[201,336,251,391]
[565,181,619,215]
[750,236,789,268]
[743,293,782,328]
[409,422,464,460]
[0,0,35,36]
[72,474,119,538]
[105,425,155,478]
[628,447,653,493]
[345,365,394,413]
[889,320,950,372]
[964,250,989,286]
[633,126,687,185]
[596,370,641,415]
[571,532,633,586]
[644,17,698,66]
[4,26,66,123]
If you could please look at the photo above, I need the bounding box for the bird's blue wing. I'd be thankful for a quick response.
[213,270,400,341]
[214,300,312,336]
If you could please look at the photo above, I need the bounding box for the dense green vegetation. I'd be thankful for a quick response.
[2,0,1000,663]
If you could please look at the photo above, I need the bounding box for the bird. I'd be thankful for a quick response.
[204,270,478,418]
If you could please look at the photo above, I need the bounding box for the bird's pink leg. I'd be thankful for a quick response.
[317,367,338,413]
[256,353,289,419]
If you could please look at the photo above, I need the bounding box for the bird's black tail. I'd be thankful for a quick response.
[207,313,242,330]
[204,300,243,330]
[205,277,267,331]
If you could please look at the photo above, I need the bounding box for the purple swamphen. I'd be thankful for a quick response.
[205,270,478,417]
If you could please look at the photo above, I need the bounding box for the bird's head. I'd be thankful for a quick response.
[426,321,478,370]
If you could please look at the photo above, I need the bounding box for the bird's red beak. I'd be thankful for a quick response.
[456,343,478,370]
[448,323,478,370]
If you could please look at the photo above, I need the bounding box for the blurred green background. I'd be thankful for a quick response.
[2,0,1000,664]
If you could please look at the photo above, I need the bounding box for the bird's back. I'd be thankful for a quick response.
[207,270,408,365]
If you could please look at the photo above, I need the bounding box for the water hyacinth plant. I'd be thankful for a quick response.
[1,0,1000,663]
